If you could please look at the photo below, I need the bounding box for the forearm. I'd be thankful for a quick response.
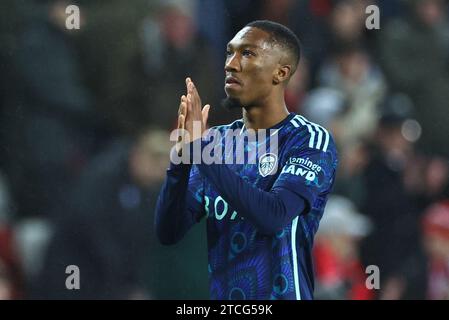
[154,162,196,245]
[197,163,307,234]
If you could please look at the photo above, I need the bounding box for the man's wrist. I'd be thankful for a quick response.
[170,138,210,166]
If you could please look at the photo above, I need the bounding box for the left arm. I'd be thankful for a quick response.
[196,144,337,235]
[197,162,307,234]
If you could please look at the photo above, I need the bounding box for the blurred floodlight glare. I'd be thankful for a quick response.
[401,119,422,143]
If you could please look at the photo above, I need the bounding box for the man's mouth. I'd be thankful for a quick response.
[225,76,242,87]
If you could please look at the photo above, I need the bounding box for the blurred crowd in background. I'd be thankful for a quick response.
[0,0,448,300]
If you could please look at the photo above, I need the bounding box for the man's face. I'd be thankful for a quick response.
[224,27,282,107]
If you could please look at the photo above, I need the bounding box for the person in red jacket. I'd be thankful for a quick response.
[313,195,374,300]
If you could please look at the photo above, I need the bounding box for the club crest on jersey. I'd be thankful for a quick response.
[258,153,278,177]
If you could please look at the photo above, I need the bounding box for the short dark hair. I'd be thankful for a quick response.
[245,20,301,75]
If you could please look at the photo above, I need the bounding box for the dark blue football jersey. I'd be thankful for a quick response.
[182,113,338,300]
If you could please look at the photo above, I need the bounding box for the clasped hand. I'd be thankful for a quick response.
[175,77,210,155]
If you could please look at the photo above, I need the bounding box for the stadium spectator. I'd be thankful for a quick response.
[314,196,373,300]
[381,200,449,299]
[34,130,171,299]
[358,103,423,297]
[2,0,99,219]
[76,0,155,135]
[378,0,449,157]
[289,0,373,84]
[285,58,311,114]
[141,0,223,129]
[421,200,449,299]
[316,43,386,149]
[329,0,371,47]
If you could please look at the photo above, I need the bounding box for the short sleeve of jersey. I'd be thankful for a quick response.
[272,138,338,211]
[186,164,206,222]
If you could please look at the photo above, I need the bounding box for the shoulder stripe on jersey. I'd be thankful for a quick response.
[297,115,324,150]
[322,128,330,152]
[309,120,323,150]
[290,118,300,128]
[316,126,325,150]
[291,216,301,300]
[296,115,330,152]
[294,116,316,149]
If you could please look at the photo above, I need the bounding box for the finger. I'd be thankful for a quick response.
[190,81,202,112]
[181,96,187,116]
[188,84,196,115]
[185,78,196,103]
[188,82,202,121]
[178,113,185,130]
[178,95,186,116]
[188,82,193,97]
[202,104,210,128]
[177,114,185,143]
[186,77,191,95]
[189,80,199,104]
[176,114,185,155]
[186,93,193,114]
[178,103,186,124]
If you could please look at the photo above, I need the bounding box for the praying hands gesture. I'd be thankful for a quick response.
[175,77,210,155]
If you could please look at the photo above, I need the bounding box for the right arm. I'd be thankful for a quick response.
[154,161,204,245]
[154,78,210,245]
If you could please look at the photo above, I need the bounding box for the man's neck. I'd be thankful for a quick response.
[242,102,290,130]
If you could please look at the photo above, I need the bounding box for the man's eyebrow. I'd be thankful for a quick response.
[226,43,260,49]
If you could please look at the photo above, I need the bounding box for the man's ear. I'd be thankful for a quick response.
[273,65,292,85]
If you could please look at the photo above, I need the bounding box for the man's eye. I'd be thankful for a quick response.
[225,50,233,57]
[242,50,255,57]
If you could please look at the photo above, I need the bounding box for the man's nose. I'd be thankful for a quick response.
[225,53,241,73]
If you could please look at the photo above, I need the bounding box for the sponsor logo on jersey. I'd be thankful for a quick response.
[281,157,322,182]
